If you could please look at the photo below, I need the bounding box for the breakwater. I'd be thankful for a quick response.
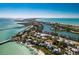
[0,39,12,45]
[0,26,25,31]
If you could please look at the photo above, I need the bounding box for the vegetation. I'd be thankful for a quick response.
[13,21,79,55]
[33,45,52,55]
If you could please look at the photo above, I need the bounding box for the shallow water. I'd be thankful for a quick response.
[0,42,34,55]
[0,18,35,55]
[36,18,79,25]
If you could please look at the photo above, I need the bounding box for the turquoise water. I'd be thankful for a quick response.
[0,42,34,55]
[36,18,79,25]
[0,18,23,30]
[36,18,79,41]
[0,18,24,42]
[0,18,35,55]
[0,28,25,42]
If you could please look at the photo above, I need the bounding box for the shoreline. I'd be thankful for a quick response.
[26,45,45,55]
[35,18,79,27]
[49,22,79,34]
[37,21,79,35]
[20,42,45,55]
[0,18,79,55]
[14,22,79,55]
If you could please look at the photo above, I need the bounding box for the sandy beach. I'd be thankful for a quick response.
[24,43,45,55]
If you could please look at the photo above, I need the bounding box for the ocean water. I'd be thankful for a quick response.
[0,42,34,55]
[0,18,24,42]
[36,18,79,25]
[0,18,23,29]
[0,28,26,42]
[0,18,35,55]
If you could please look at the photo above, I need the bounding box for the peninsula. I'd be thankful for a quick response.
[11,18,79,55]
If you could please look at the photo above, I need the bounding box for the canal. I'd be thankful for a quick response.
[42,23,79,41]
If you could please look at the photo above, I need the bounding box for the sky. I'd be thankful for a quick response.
[0,3,79,18]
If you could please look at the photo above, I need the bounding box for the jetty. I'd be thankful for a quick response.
[0,26,24,31]
[0,39,13,45]
[0,25,33,45]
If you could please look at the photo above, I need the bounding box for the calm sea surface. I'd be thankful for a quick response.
[0,18,35,55]
[36,18,79,25]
